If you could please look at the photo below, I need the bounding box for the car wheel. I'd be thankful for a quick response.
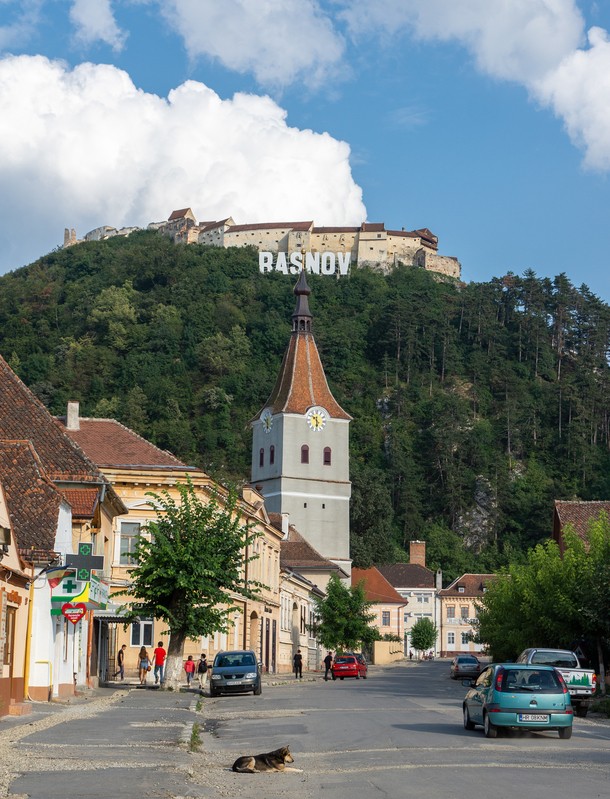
[253,682,262,696]
[575,705,588,718]
[463,705,476,731]
[558,726,573,739]
[483,713,497,739]
[363,674,367,679]
[340,677,344,680]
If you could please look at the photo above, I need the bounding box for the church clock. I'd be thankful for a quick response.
[306,406,328,431]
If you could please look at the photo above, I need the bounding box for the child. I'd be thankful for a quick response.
[184,655,196,686]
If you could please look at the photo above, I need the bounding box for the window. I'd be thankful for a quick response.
[269,445,275,465]
[301,445,309,464]
[259,448,264,467]
[131,619,153,647]
[120,521,140,565]
[447,606,455,619]
[458,586,465,593]
[417,595,429,604]
[460,606,469,619]
[323,447,331,466]
[382,611,391,626]
[461,632,470,645]
[448,632,455,645]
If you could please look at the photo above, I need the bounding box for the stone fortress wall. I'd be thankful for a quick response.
[63,207,461,279]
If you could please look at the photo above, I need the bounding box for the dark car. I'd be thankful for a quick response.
[462,663,573,739]
[210,650,262,696]
[332,654,368,680]
[450,655,482,680]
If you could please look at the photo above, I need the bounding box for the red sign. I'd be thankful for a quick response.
[61,602,87,625]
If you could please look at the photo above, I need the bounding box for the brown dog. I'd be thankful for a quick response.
[231,745,302,773]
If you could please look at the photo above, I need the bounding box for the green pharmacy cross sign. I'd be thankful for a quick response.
[65,542,104,582]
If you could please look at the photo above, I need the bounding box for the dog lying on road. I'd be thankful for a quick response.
[231,745,302,773]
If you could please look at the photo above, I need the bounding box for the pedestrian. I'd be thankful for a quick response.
[152,640,167,685]
[197,653,208,688]
[323,651,333,681]
[184,654,196,686]
[138,646,151,685]
[114,644,127,680]
[409,650,413,661]
[293,649,303,679]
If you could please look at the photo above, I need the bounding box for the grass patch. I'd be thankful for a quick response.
[195,699,203,712]
[189,722,202,752]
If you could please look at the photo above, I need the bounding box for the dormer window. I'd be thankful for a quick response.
[458,586,465,593]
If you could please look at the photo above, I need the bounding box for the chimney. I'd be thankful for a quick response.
[409,539,426,568]
[281,513,290,539]
[436,568,443,590]
[66,401,80,431]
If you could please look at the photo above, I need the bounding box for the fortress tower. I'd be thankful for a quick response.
[251,270,352,575]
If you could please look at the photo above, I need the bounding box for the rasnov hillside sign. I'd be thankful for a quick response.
[259,251,351,276]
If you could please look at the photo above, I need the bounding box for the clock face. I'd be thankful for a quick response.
[261,408,273,433]
[306,406,328,431]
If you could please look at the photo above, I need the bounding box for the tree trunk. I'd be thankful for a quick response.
[162,631,187,691]
[597,637,606,696]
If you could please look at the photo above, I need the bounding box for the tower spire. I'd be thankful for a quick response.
[292,268,312,333]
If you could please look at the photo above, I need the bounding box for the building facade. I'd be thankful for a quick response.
[438,573,495,657]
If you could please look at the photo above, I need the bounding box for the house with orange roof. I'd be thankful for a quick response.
[552,500,610,555]
[438,573,496,657]
[351,566,406,644]
[60,404,283,679]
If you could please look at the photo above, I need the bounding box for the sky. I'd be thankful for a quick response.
[2,1,610,299]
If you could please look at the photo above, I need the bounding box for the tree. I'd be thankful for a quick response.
[124,477,263,688]
[311,574,377,652]
[410,617,438,656]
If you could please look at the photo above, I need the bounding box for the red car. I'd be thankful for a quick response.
[331,654,368,680]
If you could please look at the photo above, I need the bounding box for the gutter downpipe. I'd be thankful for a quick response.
[23,564,36,700]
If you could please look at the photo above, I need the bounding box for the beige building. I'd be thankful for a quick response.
[60,405,283,679]
[351,566,406,643]
[438,573,495,657]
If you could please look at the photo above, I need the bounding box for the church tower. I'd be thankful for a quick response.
[251,271,352,575]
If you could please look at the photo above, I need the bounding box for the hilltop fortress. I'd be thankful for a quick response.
[63,208,461,279]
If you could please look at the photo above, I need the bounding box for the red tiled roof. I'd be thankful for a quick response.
[62,488,99,518]
[256,332,351,420]
[227,221,313,233]
[554,501,610,540]
[0,356,107,484]
[351,567,406,604]
[377,563,435,589]
[360,223,385,232]
[311,227,360,234]
[439,573,496,597]
[386,230,419,239]
[280,526,341,572]
[60,418,189,470]
[168,208,192,221]
[0,441,64,554]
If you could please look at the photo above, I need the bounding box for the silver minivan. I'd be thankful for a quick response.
[210,650,262,696]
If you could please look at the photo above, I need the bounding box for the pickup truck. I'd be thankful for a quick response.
[516,648,596,717]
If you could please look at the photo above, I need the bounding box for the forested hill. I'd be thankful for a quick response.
[2,230,610,581]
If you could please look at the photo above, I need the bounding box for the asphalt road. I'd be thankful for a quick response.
[4,660,610,798]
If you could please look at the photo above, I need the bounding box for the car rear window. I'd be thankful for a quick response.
[499,669,562,693]
[458,657,478,663]
[530,651,578,668]
[335,657,356,664]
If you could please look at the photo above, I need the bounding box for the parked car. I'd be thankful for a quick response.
[450,655,482,680]
[210,650,262,696]
[516,648,596,718]
[332,654,368,680]
[462,663,573,739]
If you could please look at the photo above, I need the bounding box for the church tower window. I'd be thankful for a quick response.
[323,447,332,466]
[301,444,309,464]
[270,445,275,465]
[259,448,264,467]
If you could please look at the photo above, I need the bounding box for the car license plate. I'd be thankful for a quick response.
[229,679,243,685]
[519,714,549,722]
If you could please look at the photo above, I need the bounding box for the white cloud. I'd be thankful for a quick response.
[0,0,44,52]
[69,0,126,51]
[0,55,365,272]
[157,0,346,89]
[340,0,585,84]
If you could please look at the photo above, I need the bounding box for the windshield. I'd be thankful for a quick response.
[500,668,562,693]
[530,651,578,668]
[215,653,256,668]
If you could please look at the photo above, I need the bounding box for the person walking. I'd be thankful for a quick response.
[114,644,127,680]
[138,646,151,685]
[323,651,333,681]
[293,649,303,679]
[184,655,196,686]
[152,641,167,685]
[197,653,208,689]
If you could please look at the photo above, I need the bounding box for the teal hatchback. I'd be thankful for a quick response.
[463,663,573,739]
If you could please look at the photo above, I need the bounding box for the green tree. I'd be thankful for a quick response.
[311,574,377,652]
[124,478,263,688]
[409,617,438,656]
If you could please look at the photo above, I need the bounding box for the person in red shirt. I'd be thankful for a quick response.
[184,655,196,686]
[152,641,167,685]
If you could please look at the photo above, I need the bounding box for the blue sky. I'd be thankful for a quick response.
[2,1,610,299]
